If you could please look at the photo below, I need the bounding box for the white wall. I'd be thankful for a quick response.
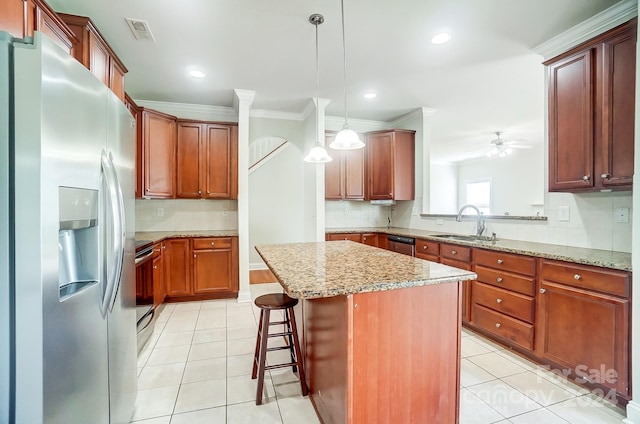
[456,144,545,216]
[430,163,458,214]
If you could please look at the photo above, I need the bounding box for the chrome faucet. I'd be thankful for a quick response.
[456,204,486,238]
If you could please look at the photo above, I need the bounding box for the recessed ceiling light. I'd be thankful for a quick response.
[363,92,377,99]
[431,32,451,44]
[188,70,206,78]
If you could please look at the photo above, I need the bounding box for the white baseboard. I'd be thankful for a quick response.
[624,400,640,424]
[236,290,252,303]
[250,262,268,271]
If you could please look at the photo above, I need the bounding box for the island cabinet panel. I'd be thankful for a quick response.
[164,239,191,297]
[366,129,415,201]
[304,283,462,424]
[536,259,630,396]
[141,109,176,198]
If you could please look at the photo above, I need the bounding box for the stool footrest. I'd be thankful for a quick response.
[268,320,288,325]
[267,346,291,352]
[265,362,299,371]
[267,332,292,338]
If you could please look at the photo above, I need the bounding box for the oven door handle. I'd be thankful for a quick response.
[135,251,153,266]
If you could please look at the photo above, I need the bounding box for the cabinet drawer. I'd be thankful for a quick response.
[541,260,630,298]
[474,249,536,276]
[152,243,162,258]
[440,257,471,271]
[475,265,535,296]
[326,233,362,242]
[440,243,471,262]
[472,282,534,323]
[416,239,439,257]
[192,237,232,250]
[361,233,378,246]
[472,304,534,351]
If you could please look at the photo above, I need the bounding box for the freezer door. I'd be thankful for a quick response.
[106,91,137,423]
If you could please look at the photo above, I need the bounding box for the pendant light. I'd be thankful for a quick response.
[330,0,364,150]
[304,14,333,163]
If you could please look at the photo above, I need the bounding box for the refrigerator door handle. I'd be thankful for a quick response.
[100,150,125,314]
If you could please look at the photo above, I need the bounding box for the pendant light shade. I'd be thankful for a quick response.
[304,14,332,164]
[330,0,364,151]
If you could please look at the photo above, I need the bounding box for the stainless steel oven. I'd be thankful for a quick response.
[135,242,155,352]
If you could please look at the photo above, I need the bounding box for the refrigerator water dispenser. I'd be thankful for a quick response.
[58,187,99,300]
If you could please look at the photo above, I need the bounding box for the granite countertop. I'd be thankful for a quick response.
[327,227,632,272]
[255,241,477,299]
[135,230,239,245]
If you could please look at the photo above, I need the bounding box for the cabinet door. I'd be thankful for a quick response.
[537,281,629,395]
[548,50,594,191]
[361,233,377,247]
[600,25,636,189]
[325,136,344,199]
[109,58,126,103]
[203,124,237,199]
[152,245,165,307]
[176,122,203,198]
[34,2,75,54]
[0,0,28,38]
[193,249,233,294]
[367,132,395,199]
[143,110,176,198]
[164,239,191,297]
[88,31,110,87]
[344,147,365,200]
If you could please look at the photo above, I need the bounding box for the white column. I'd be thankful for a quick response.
[314,98,330,240]
[233,89,255,303]
[624,2,640,420]
[420,107,437,214]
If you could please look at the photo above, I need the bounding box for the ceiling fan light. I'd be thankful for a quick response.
[330,127,365,150]
[304,143,333,163]
[505,147,513,155]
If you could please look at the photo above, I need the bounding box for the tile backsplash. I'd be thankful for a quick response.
[325,191,632,253]
[136,199,238,232]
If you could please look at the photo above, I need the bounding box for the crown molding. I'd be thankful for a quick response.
[391,107,438,127]
[135,99,238,121]
[533,0,637,60]
[250,109,305,120]
[325,116,391,132]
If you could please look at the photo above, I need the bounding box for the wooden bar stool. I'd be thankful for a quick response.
[251,293,308,405]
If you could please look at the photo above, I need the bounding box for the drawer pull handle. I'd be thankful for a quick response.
[583,175,590,181]
[540,288,546,294]
[495,323,501,328]
[497,259,504,265]
[496,277,503,283]
[451,250,457,255]
[574,274,581,280]
[496,298,503,304]
[423,246,428,250]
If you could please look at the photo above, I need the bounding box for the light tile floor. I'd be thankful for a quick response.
[131,283,628,423]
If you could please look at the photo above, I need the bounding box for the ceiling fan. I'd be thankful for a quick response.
[485,131,532,158]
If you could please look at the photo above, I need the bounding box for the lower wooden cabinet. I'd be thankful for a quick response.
[361,233,378,246]
[536,260,631,397]
[326,233,362,243]
[152,243,166,307]
[165,236,239,300]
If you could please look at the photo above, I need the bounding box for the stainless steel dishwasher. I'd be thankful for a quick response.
[387,235,415,256]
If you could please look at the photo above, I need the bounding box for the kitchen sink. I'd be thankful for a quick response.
[431,234,496,242]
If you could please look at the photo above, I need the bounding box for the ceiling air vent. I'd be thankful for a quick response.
[125,18,155,41]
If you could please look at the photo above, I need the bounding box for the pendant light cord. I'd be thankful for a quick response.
[341,0,349,127]
[315,18,320,144]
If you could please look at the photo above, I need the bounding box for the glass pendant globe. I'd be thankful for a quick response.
[304,143,333,163]
[330,127,364,150]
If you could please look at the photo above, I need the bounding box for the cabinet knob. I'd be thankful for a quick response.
[153,265,157,269]
[497,259,504,265]
[363,237,367,241]
[423,246,428,250]
[496,298,503,304]
[146,189,150,192]
[574,274,581,280]
[496,277,503,283]
[582,175,591,181]
[211,242,215,246]
[193,254,196,258]
[162,245,166,250]
[601,173,610,180]
[207,191,211,194]
[451,250,457,255]
[540,288,546,294]
[198,190,202,195]
[495,323,501,328]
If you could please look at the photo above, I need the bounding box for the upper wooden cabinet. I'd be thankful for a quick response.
[366,129,415,200]
[1,0,77,53]
[325,132,366,200]
[57,13,128,103]
[176,120,238,199]
[140,108,176,199]
[547,19,636,192]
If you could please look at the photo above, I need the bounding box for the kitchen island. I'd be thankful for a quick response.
[256,241,477,424]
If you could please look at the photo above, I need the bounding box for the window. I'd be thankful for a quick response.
[466,180,491,215]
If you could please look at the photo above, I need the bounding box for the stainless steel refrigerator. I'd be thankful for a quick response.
[0,31,137,424]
